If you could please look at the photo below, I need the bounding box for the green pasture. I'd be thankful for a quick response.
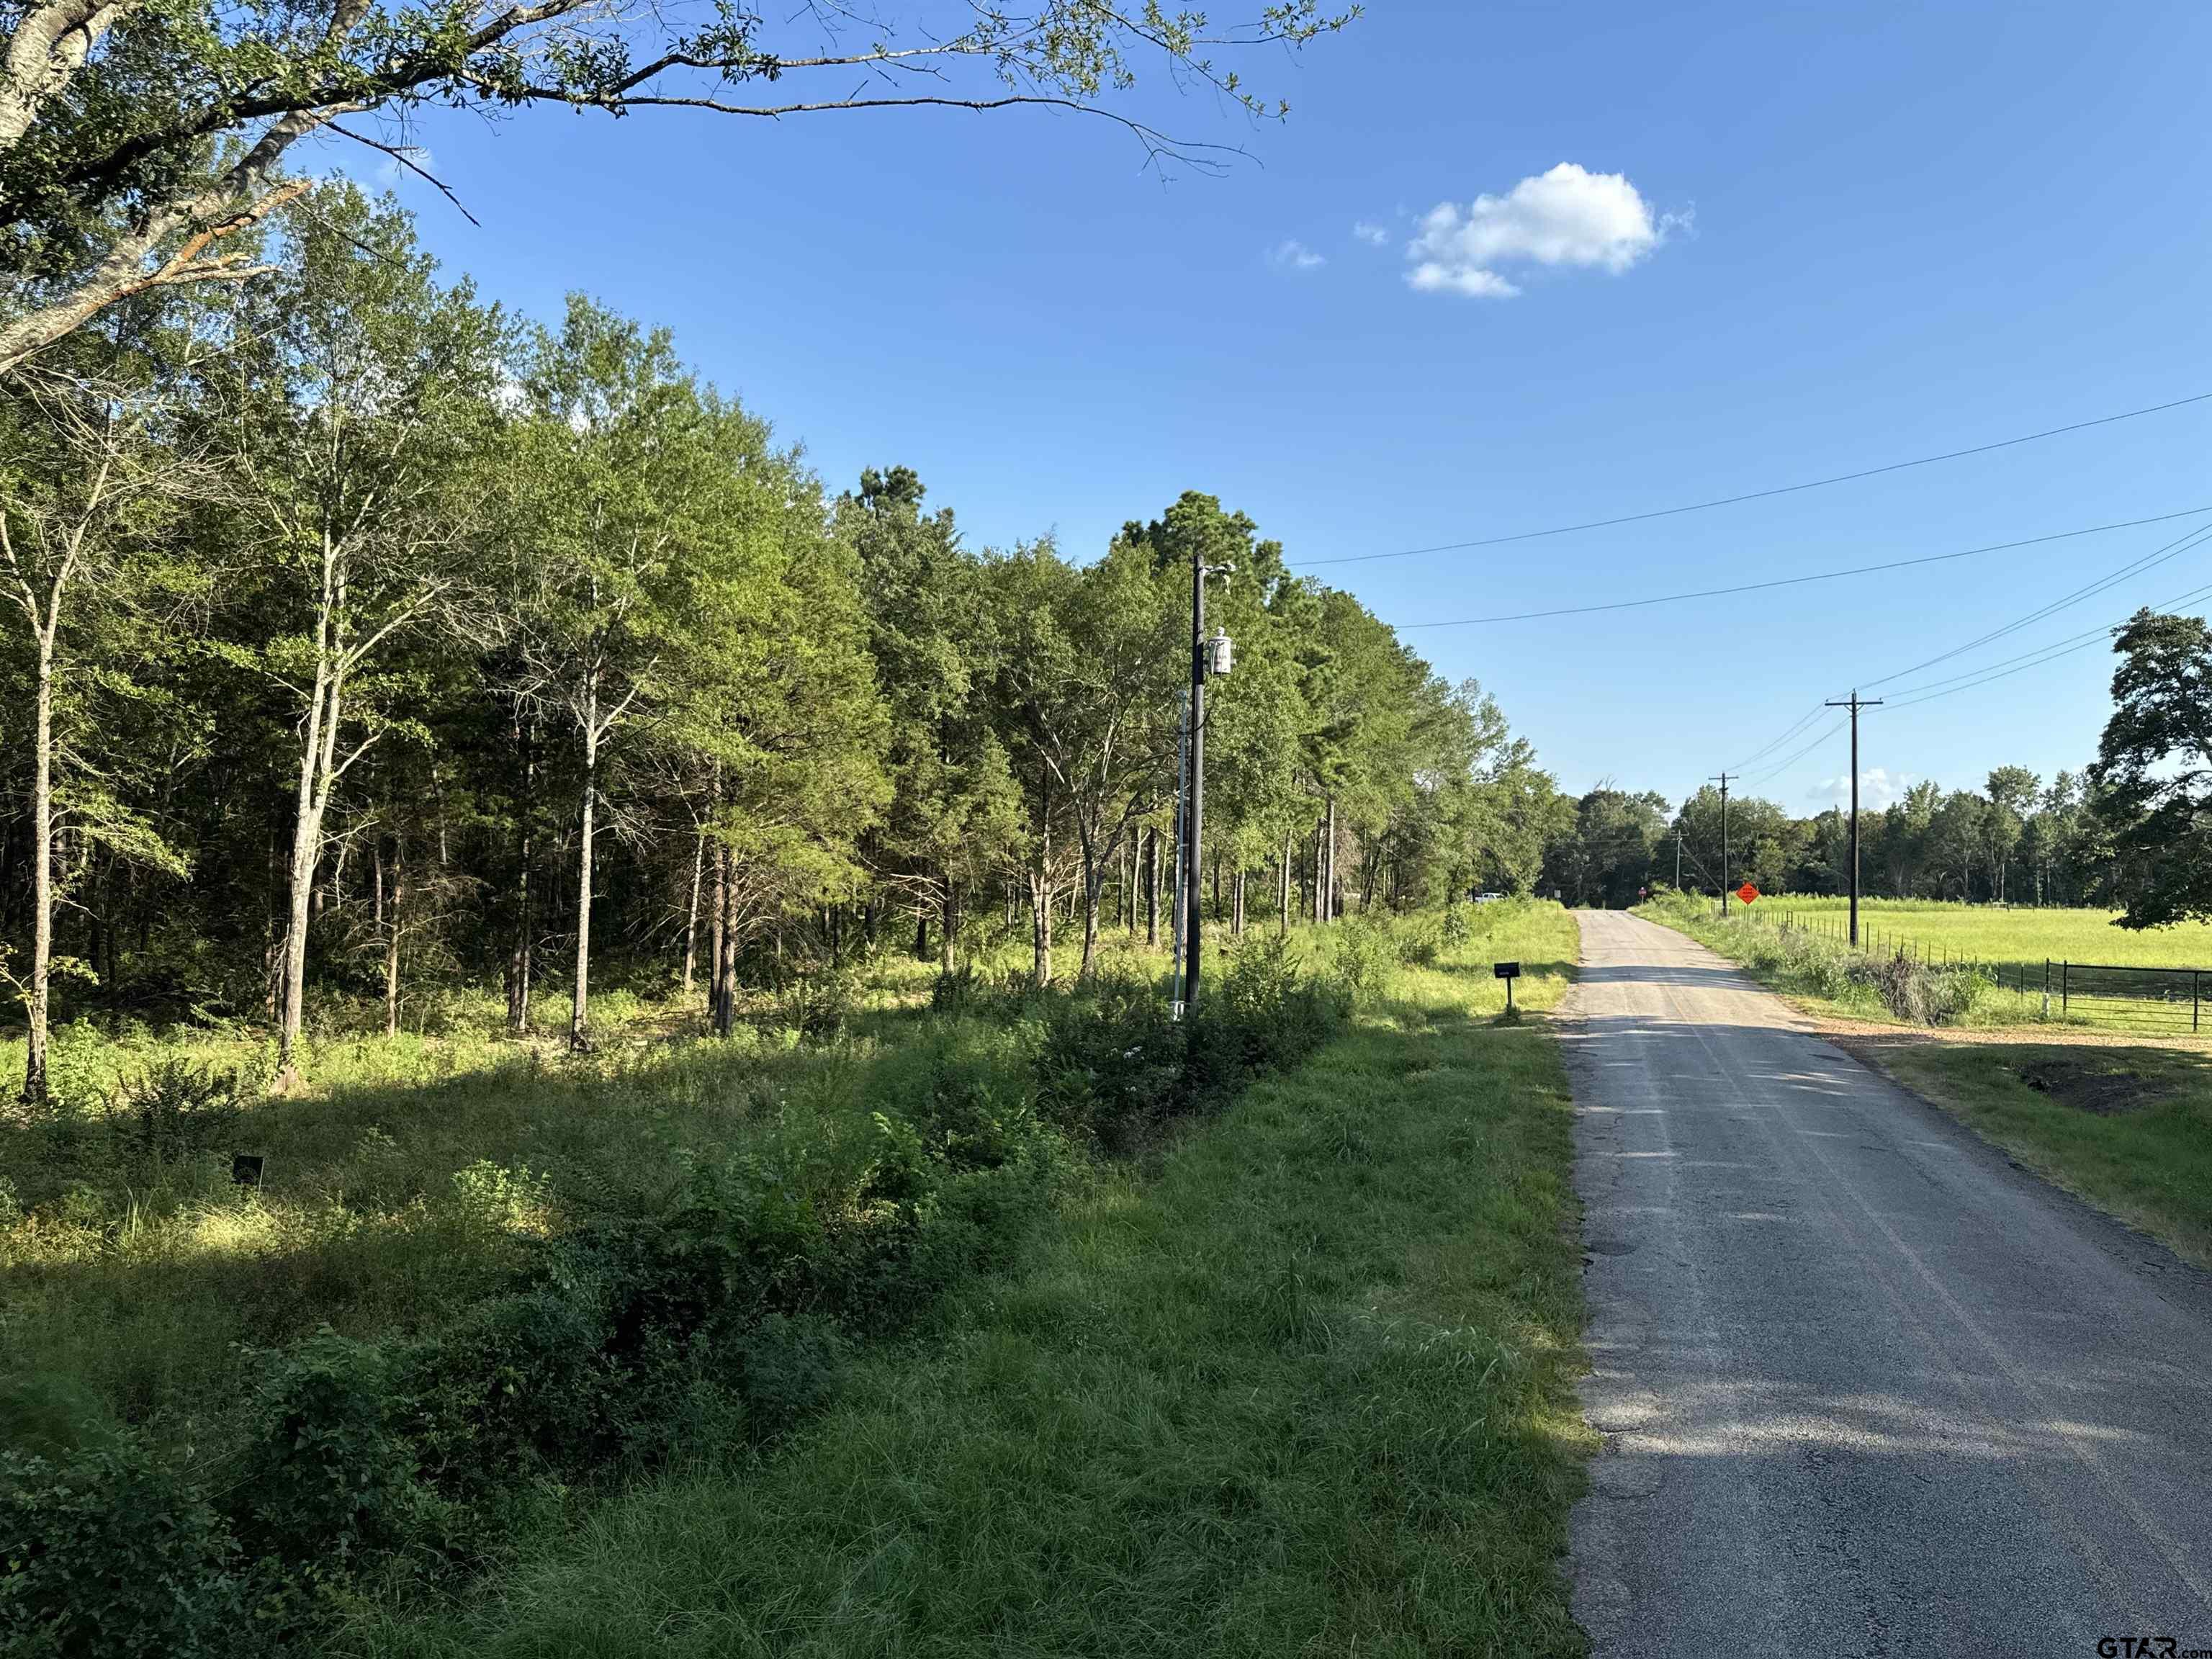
[1745,896,2212,974]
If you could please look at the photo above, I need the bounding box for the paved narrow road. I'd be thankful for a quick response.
[1565,909,2212,1658]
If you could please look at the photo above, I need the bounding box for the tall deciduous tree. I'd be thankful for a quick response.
[2092,609,2212,929]
[0,338,199,1100]
[842,466,1017,968]
[219,182,499,1087]
[986,536,1181,983]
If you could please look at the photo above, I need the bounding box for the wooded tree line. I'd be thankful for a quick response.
[1546,770,2116,911]
[1545,612,2212,927]
[0,179,1560,1103]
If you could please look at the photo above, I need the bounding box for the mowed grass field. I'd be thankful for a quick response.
[344,904,1598,1658]
[1757,896,2212,974]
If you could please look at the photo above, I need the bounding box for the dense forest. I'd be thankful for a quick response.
[1,180,1570,1103]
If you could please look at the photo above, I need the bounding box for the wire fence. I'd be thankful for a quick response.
[1759,905,2209,1035]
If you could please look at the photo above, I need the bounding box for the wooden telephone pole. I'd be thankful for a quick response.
[1825,691,1882,946]
[1711,772,1735,917]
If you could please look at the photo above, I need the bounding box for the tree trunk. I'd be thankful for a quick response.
[681,832,704,995]
[1145,827,1161,946]
[382,835,403,1039]
[1324,796,1337,922]
[1233,869,1246,936]
[275,547,352,1090]
[506,711,534,1034]
[1279,835,1291,936]
[1030,868,1053,987]
[914,912,930,961]
[1078,846,1103,980]
[1300,814,1318,925]
[713,844,735,1038]
[570,687,598,1054]
[275,658,338,1089]
[21,628,53,1104]
[940,882,958,974]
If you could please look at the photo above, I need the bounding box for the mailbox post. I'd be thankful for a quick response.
[1494,959,1521,1015]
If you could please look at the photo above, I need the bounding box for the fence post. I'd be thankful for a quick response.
[2042,959,2050,1020]
[2062,960,2069,1018]
[2195,969,2200,1035]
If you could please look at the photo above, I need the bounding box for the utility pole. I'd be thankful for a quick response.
[1169,690,1189,1012]
[1185,544,1206,1005]
[1825,691,1882,947]
[1711,772,1735,917]
[1674,822,1683,891]
[1183,554,1234,1007]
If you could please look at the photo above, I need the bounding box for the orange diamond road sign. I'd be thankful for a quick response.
[1736,882,1761,905]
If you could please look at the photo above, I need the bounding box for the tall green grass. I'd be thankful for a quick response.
[1637,891,2007,1026]
[6,912,1563,1654]
[343,899,1593,1658]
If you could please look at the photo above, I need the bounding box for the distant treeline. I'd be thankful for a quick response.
[1546,766,2144,911]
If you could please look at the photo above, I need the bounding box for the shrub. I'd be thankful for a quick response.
[401,1287,616,1495]
[232,1331,418,1570]
[0,1436,244,1658]
[104,1058,245,1183]
[760,967,858,1045]
[1324,917,1398,1010]
[1034,973,1185,1148]
[875,1024,1040,1173]
[735,1313,848,1442]
[1220,933,1344,1075]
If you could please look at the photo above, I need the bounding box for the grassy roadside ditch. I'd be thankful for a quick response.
[345,900,1593,1658]
[1635,894,2212,1269]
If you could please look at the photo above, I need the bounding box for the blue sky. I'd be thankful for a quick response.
[328,0,2212,813]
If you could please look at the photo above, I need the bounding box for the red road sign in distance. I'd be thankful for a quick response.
[1736,882,1761,905]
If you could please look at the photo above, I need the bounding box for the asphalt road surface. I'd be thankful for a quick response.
[1565,909,2212,1658]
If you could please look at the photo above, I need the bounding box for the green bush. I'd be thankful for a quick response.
[401,1287,616,1496]
[1035,972,1187,1148]
[1,953,1358,1650]
[875,1022,1040,1173]
[734,1313,849,1442]
[0,1436,244,1658]
[233,1331,419,1570]
[1324,917,1398,1008]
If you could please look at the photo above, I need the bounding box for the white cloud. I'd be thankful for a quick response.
[1810,768,1912,811]
[1352,220,1390,247]
[1408,262,1521,299]
[1403,162,1681,300]
[1269,238,1326,270]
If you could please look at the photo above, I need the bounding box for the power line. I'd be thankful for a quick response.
[1860,520,2212,691]
[1740,717,1847,788]
[1292,389,2212,570]
[1881,577,2212,709]
[1390,507,2212,631]
[1731,703,1830,771]
[1719,517,2212,775]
